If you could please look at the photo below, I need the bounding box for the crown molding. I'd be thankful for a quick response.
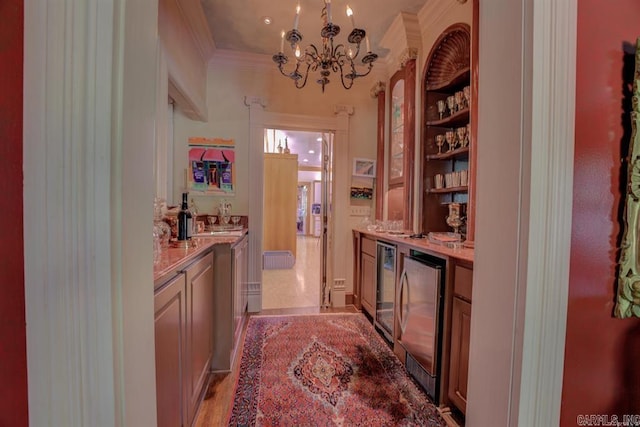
[210,49,274,68]
[174,0,216,61]
[379,12,422,72]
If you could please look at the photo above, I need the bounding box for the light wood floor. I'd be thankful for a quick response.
[194,235,358,426]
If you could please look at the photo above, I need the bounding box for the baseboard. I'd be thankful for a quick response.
[345,292,354,306]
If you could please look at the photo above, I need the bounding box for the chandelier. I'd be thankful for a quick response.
[272,1,378,92]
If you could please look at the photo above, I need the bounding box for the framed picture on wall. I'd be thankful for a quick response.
[352,158,376,178]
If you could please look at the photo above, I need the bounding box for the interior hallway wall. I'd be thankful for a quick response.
[563,0,640,423]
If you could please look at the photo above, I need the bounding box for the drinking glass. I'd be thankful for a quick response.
[463,86,471,108]
[445,130,456,151]
[456,126,467,148]
[455,91,465,112]
[435,134,445,154]
[436,100,446,119]
[207,215,217,230]
[231,216,241,227]
[446,95,456,115]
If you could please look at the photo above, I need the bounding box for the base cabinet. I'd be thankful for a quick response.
[185,252,214,425]
[154,272,188,427]
[154,251,214,427]
[212,234,249,371]
[360,236,377,317]
[447,261,473,416]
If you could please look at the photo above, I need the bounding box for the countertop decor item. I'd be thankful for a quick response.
[272,1,378,92]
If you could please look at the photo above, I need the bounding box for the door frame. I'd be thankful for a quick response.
[246,105,352,311]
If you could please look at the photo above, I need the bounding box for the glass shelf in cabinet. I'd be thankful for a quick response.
[426,185,468,194]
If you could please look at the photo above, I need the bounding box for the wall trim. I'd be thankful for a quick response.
[23,0,118,424]
[517,0,577,425]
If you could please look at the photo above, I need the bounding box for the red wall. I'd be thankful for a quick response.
[0,1,28,426]
[563,1,640,424]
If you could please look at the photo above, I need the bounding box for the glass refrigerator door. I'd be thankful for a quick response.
[376,243,396,340]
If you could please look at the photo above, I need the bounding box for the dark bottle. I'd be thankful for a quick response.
[177,192,192,240]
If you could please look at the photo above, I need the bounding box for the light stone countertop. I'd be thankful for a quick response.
[153,230,248,288]
[354,228,474,263]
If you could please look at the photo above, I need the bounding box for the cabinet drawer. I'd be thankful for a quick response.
[454,263,473,302]
[362,236,376,257]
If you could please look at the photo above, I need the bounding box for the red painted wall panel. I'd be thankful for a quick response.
[563,1,640,424]
[0,0,28,425]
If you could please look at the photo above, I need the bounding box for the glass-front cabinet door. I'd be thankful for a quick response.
[389,73,405,186]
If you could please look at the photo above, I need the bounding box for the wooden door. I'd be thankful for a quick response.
[263,153,298,255]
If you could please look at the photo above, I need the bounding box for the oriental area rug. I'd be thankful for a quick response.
[228,313,447,426]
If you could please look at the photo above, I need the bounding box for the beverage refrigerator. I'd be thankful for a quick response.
[396,250,445,404]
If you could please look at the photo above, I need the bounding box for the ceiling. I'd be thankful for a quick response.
[200,1,428,168]
[200,0,427,58]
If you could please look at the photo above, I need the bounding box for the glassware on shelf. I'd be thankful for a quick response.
[454,91,465,112]
[231,216,241,227]
[446,95,456,115]
[445,130,456,151]
[435,134,445,154]
[153,197,171,248]
[437,100,446,119]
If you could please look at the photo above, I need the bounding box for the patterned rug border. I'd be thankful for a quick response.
[227,312,446,426]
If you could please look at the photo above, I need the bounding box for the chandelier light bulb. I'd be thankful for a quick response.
[346,5,355,28]
[295,44,301,58]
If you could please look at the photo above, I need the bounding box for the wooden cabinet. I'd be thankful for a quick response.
[155,250,214,427]
[421,24,474,241]
[154,272,187,427]
[185,252,214,425]
[447,261,473,416]
[263,153,298,255]
[212,233,249,371]
[360,235,377,317]
[385,60,416,228]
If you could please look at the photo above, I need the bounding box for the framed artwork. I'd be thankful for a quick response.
[352,157,376,178]
[187,137,235,195]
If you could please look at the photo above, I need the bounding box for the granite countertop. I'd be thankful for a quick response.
[153,229,248,287]
[354,228,474,263]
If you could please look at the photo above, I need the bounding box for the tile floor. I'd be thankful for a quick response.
[262,235,322,310]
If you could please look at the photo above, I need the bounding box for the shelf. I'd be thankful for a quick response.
[426,108,470,128]
[426,146,469,161]
[426,67,471,92]
[426,186,468,194]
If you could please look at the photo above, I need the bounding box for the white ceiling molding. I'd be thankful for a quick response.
[210,49,274,68]
[175,0,216,61]
[379,12,422,72]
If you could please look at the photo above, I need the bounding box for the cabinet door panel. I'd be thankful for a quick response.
[185,252,214,426]
[448,296,471,414]
[361,253,376,316]
[154,274,187,427]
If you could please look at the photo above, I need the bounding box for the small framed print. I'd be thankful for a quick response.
[352,158,376,178]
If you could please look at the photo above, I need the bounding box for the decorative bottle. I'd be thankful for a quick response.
[177,192,192,241]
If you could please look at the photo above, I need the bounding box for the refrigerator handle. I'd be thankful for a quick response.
[396,267,409,334]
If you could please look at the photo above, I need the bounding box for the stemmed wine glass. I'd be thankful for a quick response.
[436,100,446,119]
[207,215,217,231]
[231,216,241,228]
[446,95,456,115]
[435,134,445,154]
[445,130,456,152]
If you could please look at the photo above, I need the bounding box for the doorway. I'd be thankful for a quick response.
[262,129,333,310]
